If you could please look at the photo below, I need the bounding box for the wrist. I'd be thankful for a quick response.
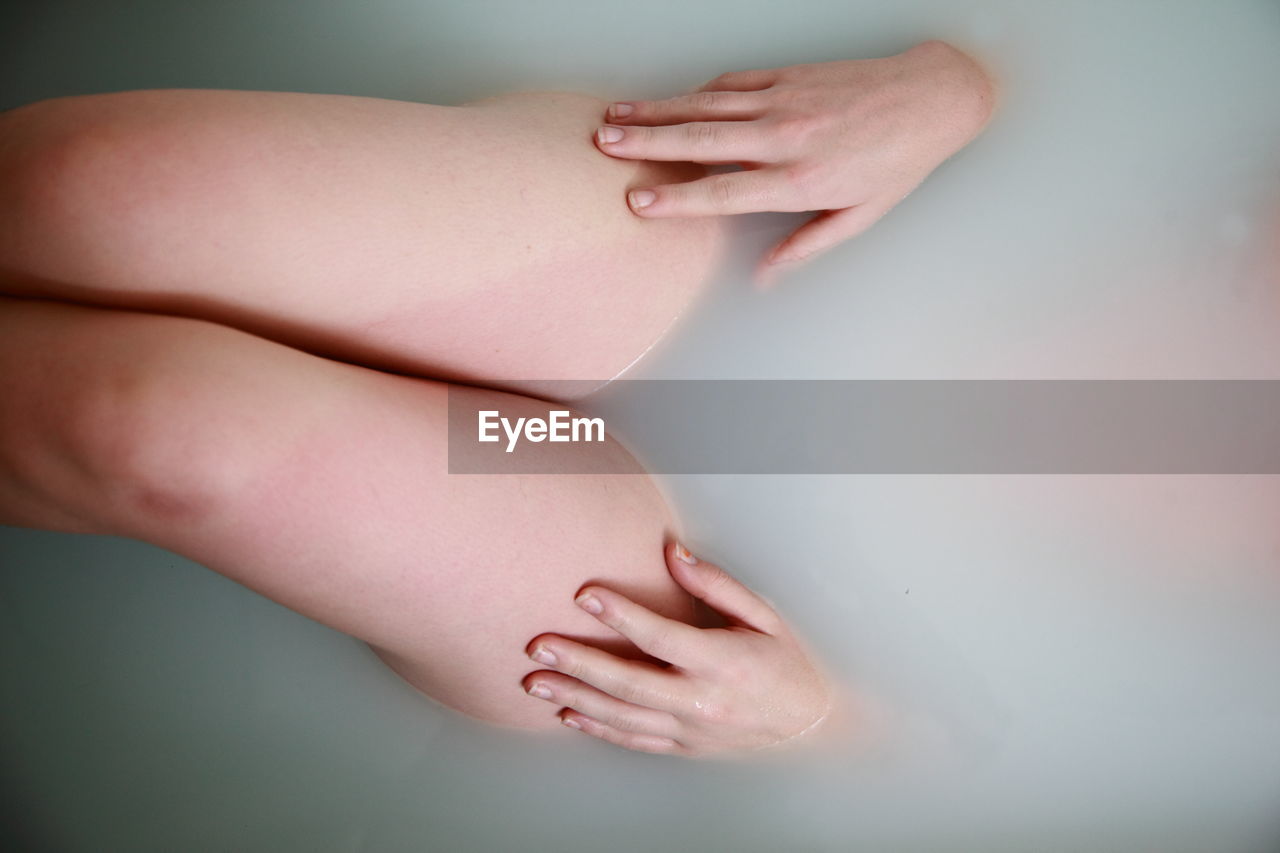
[908,39,998,143]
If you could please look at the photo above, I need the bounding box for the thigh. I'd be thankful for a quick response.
[0,298,696,730]
[0,90,725,397]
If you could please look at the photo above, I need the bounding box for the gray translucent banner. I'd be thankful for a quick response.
[447,381,1280,474]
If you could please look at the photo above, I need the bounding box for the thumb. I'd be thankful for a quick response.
[757,203,888,284]
[665,543,782,633]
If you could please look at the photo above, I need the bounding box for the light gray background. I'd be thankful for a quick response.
[4,1,1280,851]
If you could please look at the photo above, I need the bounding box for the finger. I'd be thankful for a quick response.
[696,68,783,92]
[763,203,888,271]
[575,585,706,667]
[606,90,768,125]
[595,120,770,164]
[628,169,802,218]
[527,634,680,709]
[561,710,686,756]
[666,543,783,634]
[524,671,680,738]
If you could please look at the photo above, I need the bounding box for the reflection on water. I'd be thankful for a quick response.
[3,1,1280,850]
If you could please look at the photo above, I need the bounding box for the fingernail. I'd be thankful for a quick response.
[562,716,582,730]
[527,682,553,700]
[628,189,656,210]
[575,592,604,615]
[530,645,558,666]
[597,125,625,145]
[608,102,634,120]
[675,543,698,565]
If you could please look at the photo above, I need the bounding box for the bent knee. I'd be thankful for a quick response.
[54,311,337,536]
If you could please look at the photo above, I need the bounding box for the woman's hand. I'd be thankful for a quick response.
[523,543,832,757]
[594,40,996,276]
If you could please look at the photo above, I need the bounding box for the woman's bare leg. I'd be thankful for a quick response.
[0,90,726,396]
[0,295,698,729]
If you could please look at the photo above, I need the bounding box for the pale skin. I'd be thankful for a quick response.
[0,89,722,398]
[0,85,852,754]
[526,543,835,755]
[593,40,996,279]
[0,295,697,730]
[0,296,834,754]
[1,41,986,755]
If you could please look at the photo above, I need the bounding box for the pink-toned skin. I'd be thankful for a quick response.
[0,297,700,730]
[0,86,845,750]
[594,40,995,279]
[524,543,836,757]
[0,90,725,397]
[0,89,732,729]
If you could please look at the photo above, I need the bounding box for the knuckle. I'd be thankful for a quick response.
[624,124,650,146]
[709,177,737,208]
[778,83,820,109]
[773,115,812,145]
[688,121,720,149]
[642,628,674,661]
[691,699,731,726]
[550,677,577,701]
[751,179,784,211]
[774,65,804,85]
[610,678,649,706]
[782,162,823,207]
[595,724,624,744]
[561,655,588,680]
[653,739,683,756]
[607,729,639,749]
[782,160,815,186]
[689,91,723,113]
[607,607,632,634]
[605,710,642,732]
[702,564,734,592]
[577,716,607,738]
